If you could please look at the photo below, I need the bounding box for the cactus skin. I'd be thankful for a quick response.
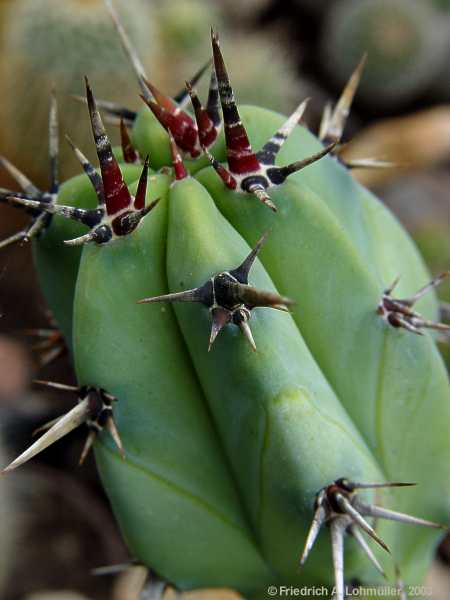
[69,149,449,591]
[73,176,273,592]
[164,175,385,585]
[197,171,449,584]
[2,17,450,598]
[73,171,386,592]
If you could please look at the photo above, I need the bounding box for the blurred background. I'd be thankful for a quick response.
[0,0,449,598]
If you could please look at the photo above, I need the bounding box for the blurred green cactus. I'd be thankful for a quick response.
[0,0,300,187]
[321,0,449,107]
[0,3,449,599]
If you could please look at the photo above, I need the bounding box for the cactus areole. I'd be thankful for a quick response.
[1,4,449,599]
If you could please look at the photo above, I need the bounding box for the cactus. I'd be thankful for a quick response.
[432,0,450,11]
[321,0,449,107]
[1,3,450,599]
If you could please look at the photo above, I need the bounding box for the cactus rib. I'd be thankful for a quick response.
[139,202,292,351]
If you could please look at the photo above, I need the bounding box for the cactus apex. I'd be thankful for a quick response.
[72,58,212,130]
[140,86,201,159]
[299,478,446,600]
[378,270,450,334]
[105,0,211,120]
[142,78,179,114]
[139,233,292,350]
[210,31,336,210]
[97,0,215,155]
